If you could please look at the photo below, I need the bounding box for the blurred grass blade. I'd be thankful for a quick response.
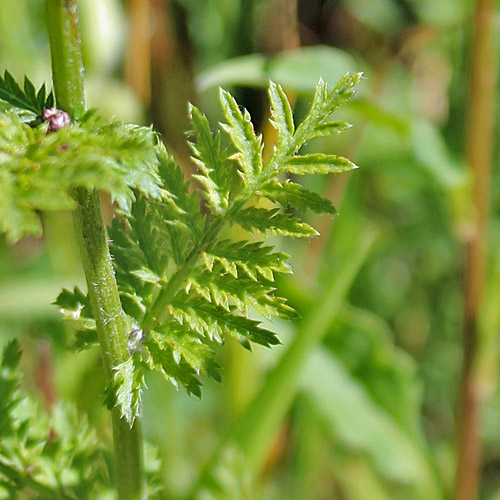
[487,488,500,500]
[292,395,393,500]
[196,46,356,93]
[331,454,393,500]
[196,54,268,92]
[302,349,443,500]
[192,229,376,498]
[411,119,466,190]
[337,303,423,440]
[410,118,471,233]
[349,97,409,137]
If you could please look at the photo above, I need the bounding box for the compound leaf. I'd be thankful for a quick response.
[0,71,53,115]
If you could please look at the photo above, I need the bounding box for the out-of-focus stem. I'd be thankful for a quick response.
[455,1,498,499]
[150,0,196,173]
[125,0,151,105]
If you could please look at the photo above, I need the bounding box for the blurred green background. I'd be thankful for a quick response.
[1,0,500,499]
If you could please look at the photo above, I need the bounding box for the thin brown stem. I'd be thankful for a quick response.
[455,1,498,499]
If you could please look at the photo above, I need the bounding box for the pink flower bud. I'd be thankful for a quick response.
[42,108,72,132]
[42,107,58,121]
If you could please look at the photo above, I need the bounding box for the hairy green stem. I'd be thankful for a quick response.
[45,0,85,120]
[71,188,145,500]
[45,1,145,498]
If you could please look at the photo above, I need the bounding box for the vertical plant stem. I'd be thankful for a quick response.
[455,1,498,499]
[45,1,145,499]
[71,189,145,500]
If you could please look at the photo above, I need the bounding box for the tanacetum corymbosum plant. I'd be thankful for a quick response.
[55,73,362,424]
[0,34,361,497]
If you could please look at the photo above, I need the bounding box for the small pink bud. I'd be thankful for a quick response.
[42,107,71,132]
[42,107,58,121]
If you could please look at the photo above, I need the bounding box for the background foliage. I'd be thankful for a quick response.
[0,0,499,499]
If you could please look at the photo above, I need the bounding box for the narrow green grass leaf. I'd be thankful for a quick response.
[303,350,443,500]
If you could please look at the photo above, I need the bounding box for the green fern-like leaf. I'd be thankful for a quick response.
[187,269,295,319]
[143,331,209,397]
[153,324,221,380]
[56,74,361,424]
[257,180,338,215]
[219,88,263,185]
[0,72,161,242]
[169,296,281,349]
[282,153,357,175]
[202,240,292,281]
[0,340,22,438]
[268,81,295,148]
[106,357,145,425]
[293,74,360,145]
[188,104,231,214]
[232,207,318,237]
[0,71,53,116]
[54,287,99,351]
[0,341,112,499]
